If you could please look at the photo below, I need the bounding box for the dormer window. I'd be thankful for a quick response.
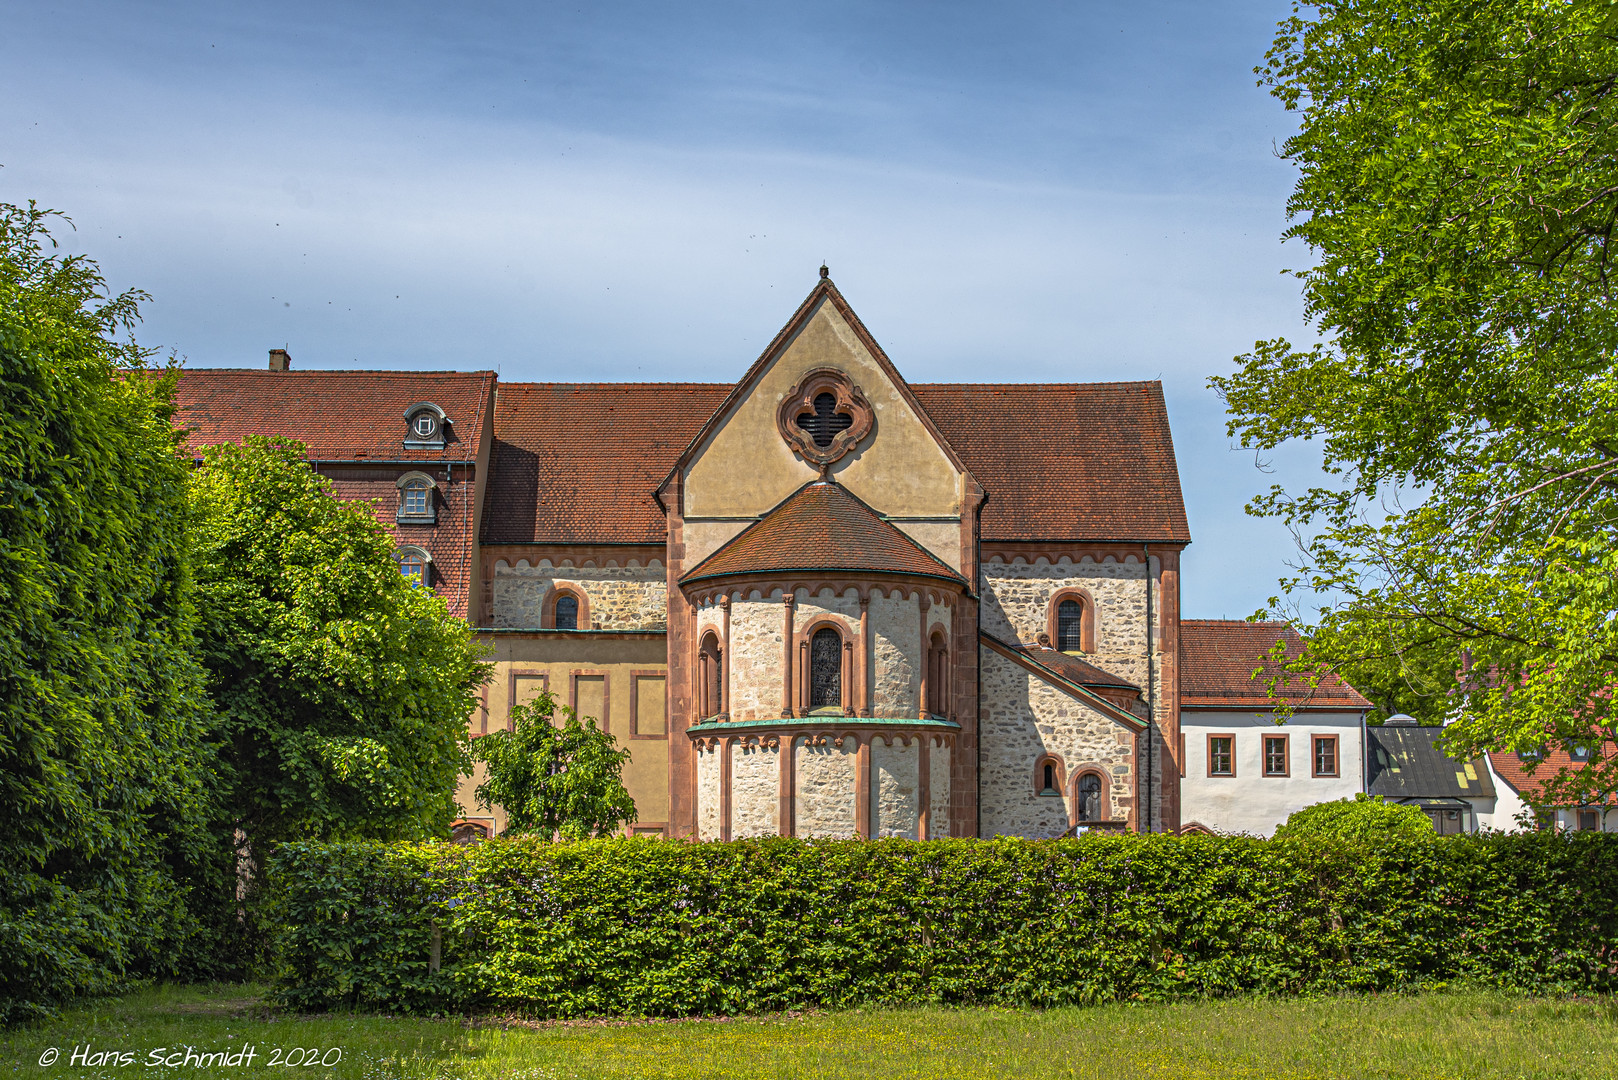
[403,403,450,449]
[396,471,438,524]
[397,545,432,585]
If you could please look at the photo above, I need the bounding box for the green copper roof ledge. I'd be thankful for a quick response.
[686,716,960,736]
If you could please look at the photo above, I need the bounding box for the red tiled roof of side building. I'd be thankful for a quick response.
[682,480,967,584]
[173,369,496,461]
[1487,744,1618,806]
[910,382,1190,544]
[1180,619,1372,710]
[482,382,732,545]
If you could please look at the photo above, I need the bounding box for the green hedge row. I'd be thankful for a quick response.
[269,833,1618,1016]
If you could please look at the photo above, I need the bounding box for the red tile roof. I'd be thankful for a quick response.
[1180,620,1371,710]
[173,369,495,461]
[910,382,1189,543]
[1011,643,1139,690]
[482,383,731,545]
[682,481,967,584]
[484,381,1189,546]
[1488,744,1618,807]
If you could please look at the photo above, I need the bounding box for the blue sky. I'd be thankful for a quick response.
[2,0,1329,619]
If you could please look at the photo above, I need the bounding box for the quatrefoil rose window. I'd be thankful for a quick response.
[776,368,875,468]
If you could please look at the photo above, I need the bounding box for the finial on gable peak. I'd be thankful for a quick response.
[819,263,829,280]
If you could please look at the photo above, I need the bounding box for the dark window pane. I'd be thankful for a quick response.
[1076,773,1102,821]
[1210,737,1233,776]
[796,392,855,449]
[810,627,841,708]
[1057,599,1084,651]
[555,594,578,630]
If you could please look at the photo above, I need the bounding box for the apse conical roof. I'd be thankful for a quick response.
[680,481,966,585]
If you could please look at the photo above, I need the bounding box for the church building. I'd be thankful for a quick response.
[177,273,1203,838]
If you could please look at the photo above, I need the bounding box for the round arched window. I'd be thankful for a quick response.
[403,478,430,516]
[554,593,579,630]
[809,627,842,709]
[1075,773,1103,822]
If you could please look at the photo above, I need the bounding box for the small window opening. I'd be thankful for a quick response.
[1579,809,1600,831]
[796,393,854,449]
[700,632,723,718]
[809,627,842,709]
[403,478,430,516]
[555,594,579,631]
[1039,762,1058,796]
[414,413,436,438]
[1057,599,1084,652]
[1570,744,1593,762]
[1209,736,1234,776]
[1076,773,1102,822]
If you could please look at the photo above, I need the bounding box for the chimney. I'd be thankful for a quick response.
[268,349,291,372]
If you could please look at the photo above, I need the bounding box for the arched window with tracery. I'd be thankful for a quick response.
[1074,772,1104,822]
[809,626,842,710]
[926,629,949,716]
[699,631,723,718]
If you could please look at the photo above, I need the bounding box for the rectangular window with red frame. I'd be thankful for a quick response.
[1313,735,1339,777]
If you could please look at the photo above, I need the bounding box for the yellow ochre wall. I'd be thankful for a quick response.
[457,631,671,836]
[682,299,965,554]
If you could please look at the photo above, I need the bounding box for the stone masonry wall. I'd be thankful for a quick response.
[870,591,919,717]
[873,737,919,839]
[730,740,780,838]
[928,742,952,838]
[696,745,721,841]
[793,736,857,837]
[726,594,784,722]
[978,646,1135,840]
[980,555,1149,691]
[492,558,665,630]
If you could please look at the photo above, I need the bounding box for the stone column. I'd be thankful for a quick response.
[781,594,796,717]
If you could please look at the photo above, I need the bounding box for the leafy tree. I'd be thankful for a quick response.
[191,437,488,855]
[1274,794,1436,842]
[471,690,636,839]
[0,202,220,1021]
[1214,0,1618,803]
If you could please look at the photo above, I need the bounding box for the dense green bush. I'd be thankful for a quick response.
[0,203,223,1023]
[270,832,1618,1016]
[1275,793,1435,841]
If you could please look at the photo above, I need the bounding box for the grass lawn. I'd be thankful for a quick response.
[2,985,1615,1080]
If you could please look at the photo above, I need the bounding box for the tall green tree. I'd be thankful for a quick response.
[1214,0,1618,803]
[192,437,488,855]
[0,202,219,1021]
[471,690,635,839]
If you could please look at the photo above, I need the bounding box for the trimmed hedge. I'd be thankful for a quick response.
[269,833,1618,1016]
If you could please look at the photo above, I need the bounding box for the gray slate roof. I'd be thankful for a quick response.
[1366,724,1496,800]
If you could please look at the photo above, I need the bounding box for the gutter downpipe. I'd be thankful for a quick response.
[1143,542,1154,834]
